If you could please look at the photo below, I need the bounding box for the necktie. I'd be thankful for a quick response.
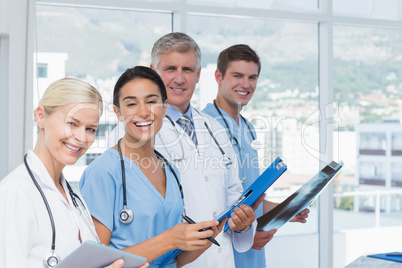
[177,115,198,146]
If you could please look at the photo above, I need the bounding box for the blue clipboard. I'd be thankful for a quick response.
[218,157,287,232]
[368,252,402,263]
[159,157,287,268]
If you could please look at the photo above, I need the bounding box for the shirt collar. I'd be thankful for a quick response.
[166,104,194,124]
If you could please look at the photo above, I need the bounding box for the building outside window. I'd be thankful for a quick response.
[37,63,47,78]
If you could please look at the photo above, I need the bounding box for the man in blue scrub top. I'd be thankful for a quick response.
[203,44,310,267]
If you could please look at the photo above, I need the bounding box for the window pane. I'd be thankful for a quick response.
[189,0,318,11]
[34,5,171,182]
[37,63,48,78]
[359,161,386,185]
[188,15,319,267]
[333,0,402,20]
[392,133,402,155]
[359,132,386,155]
[333,25,402,267]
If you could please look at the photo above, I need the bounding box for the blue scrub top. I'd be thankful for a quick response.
[203,103,266,268]
[79,148,183,268]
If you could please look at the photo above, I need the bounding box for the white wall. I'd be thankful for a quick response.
[266,226,402,268]
[266,233,319,268]
[0,0,33,180]
[0,0,7,34]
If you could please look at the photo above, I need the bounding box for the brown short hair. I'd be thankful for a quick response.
[217,44,261,78]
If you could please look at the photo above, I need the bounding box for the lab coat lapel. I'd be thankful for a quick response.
[27,150,70,206]
[27,150,59,191]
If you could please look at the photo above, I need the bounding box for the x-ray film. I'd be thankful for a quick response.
[257,161,343,231]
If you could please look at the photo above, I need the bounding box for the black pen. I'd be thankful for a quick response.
[182,215,220,247]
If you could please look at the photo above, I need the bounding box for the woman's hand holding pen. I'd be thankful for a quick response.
[176,218,227,267]
[168,220,219,251]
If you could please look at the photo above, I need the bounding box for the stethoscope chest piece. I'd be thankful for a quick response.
[119,206,134,224]
[240,177,246,184]
[222,154,233,168]
[250,140,263,150]
[43,251,60,268]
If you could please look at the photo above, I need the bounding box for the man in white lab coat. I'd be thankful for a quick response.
[109,32,258,268]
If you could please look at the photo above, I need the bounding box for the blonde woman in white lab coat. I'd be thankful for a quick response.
[0,78,149,268]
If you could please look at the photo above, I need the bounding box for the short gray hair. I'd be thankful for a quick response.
[151,32,201,70]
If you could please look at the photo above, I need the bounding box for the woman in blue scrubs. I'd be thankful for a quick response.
[79,66,219,268]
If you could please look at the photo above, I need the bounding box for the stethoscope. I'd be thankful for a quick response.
[158,112,233,168]
[212,100,262,183]
[117,138,185,224]
[24,154,99,268]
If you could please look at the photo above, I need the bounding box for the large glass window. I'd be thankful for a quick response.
[333,25,402,267]
[34,4,172,182]
[188,15,319,267]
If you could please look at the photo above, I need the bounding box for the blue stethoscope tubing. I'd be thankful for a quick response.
[212,100,261,183]
[212,100,256,145]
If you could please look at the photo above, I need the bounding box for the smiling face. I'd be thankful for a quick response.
[151,50,201,114]
[37,102,101,168]
[114,78,167,146]
[215,60,259,114]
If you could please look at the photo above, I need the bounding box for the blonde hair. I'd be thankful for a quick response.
[35,78,103,119]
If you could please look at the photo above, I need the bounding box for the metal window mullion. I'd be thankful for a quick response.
[24,0,34,156]
[0,34,10,180]
[172,0,187,33]
[3,0,31,177]
[318,15,335,268]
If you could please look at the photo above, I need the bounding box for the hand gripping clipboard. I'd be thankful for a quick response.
[159,157,287,268]
[219,157,287,232]
[257,160,343,232]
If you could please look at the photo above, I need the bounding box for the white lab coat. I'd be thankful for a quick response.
[109,107,256,268]
[0,150,98,268]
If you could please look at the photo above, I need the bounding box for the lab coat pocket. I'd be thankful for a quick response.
[205,168,227,211]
